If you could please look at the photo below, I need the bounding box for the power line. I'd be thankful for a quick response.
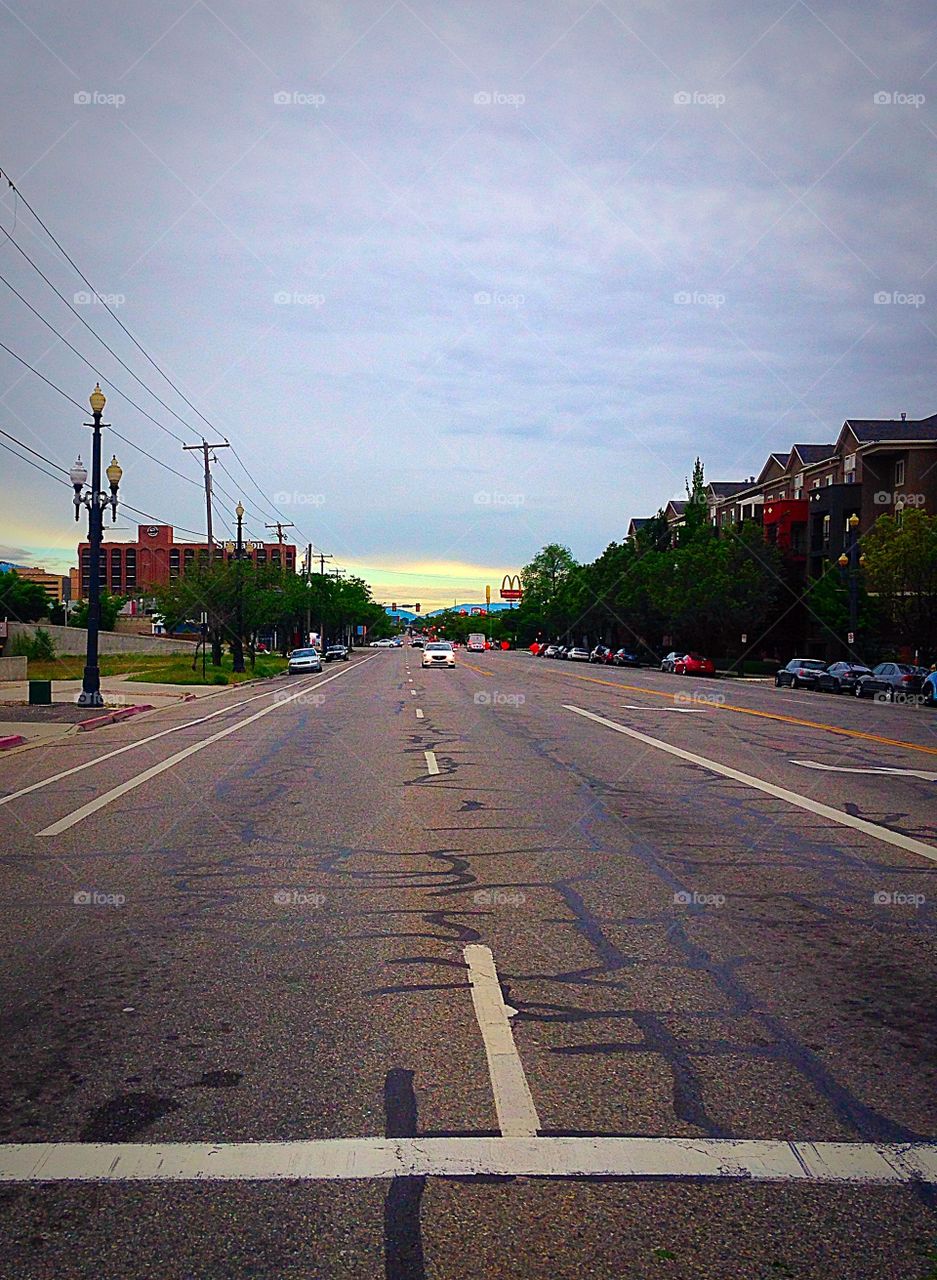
[0,222,197,444]
[0,165,211,439]
[0,267,206,450]
[0,336,201,492]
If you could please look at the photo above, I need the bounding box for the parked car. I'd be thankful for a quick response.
[673,652,716,676]
[775,658,827,689]
[589,645,615,664]
[288,646,322,674]
[855,663,926,700]
[542,644,559,658]
[324,644,349,663]
[815,661,872,694]
[923,671,937,706]
[660,652,682,673]
[612,648,641,667]
[422,641,455,669]
[554,646,569,660]
[568,647,591,662]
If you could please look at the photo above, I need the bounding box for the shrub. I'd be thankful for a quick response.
[212,673,229,685]
[7,628,56,661]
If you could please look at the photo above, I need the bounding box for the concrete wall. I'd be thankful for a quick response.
[6,622,197,656]
[0,656,27,680]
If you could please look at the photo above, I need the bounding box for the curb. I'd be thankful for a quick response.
[76,704,155,732]
[0,734,27,750]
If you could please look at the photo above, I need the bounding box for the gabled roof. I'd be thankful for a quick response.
[706,480,749,499]
[665,499,687,517]
[841,414,937,444]
[627,517,650,533]
[756,452,788,484]
[790,443,836,466]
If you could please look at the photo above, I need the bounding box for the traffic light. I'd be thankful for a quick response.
[415,603,420,612]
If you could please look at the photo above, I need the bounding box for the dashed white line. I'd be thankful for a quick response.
[35,662,373,837]
[565,704,937,864]
[464,944,540,1138]
[0,1137,933,1183]
[410,690,417,697]
[415,709,424,719]
[424,750,439,776]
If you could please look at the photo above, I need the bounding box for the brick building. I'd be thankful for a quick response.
[76,524,297,599]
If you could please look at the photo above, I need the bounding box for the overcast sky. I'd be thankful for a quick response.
[1,0,935,608]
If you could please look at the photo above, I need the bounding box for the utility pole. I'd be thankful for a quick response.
[183,438,229,667]
[265,520,295,544]
[316,551,334,649]
[303,543,313,643]
[183,439,229,549]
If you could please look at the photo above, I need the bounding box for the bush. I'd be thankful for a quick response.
[7,628,56,661]
[212,673,229,685]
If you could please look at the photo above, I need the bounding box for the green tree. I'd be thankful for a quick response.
[69,590,127,631]
[0,569,49,622]
[860,509,937,655]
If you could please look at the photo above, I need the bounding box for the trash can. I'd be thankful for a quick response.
[28,680,52,706]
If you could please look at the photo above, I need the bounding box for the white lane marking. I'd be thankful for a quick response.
[415,709,424,719]
[619,703,709,714]
[408,678,413,683]
[565,704,937,865]
[792,759,937,782]
[464,944,540,1138]
[424,750,439,776]
[410,690,417,697]
[0,677,329,810]
[1,1137,932,1183]
[36,662,372,837]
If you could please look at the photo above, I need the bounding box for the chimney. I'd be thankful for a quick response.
[901,412,907,421]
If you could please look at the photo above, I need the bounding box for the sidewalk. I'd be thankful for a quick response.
[0,677,223,751]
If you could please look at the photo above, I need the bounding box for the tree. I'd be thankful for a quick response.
[69,590,126,631]
[681,457,707,542]
[860,509,937,655]
[0,569,49,622]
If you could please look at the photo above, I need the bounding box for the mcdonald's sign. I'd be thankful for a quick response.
[500,573,523,601]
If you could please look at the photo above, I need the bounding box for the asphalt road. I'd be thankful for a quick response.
[0,647,935,1279]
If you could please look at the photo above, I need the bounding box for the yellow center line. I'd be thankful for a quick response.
[551,670,937,759]
[459,658,493,677]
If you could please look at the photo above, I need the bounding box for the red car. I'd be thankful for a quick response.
[673,652,716,676]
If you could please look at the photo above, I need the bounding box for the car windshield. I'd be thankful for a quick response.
[426,642,452,651]
[290,648,318,657]
[794,660,825,669]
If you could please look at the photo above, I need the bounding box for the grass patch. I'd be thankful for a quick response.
[26,653,288,685]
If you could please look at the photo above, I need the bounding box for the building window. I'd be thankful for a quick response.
[844,452,856,473]
[822,514,830,550]
[812,479,820,489]
[826,475,834,486]
[184,547,196,570]
[110,548,122,592]
[125,549,136,588]
[895,459,905,487]
[846,472,855,484]
[169,548,180,580]
[256,548,267,565]
[80,547,90,592]
[794,477,803,496]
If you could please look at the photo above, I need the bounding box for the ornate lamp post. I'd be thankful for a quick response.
[232,500,246,673]
[71,384,121,706]
[837,512,861,652]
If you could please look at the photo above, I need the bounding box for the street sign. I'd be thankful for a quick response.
[847,631,855,645]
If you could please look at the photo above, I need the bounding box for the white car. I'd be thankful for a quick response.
[288,647,322,673]
[370,638,397,648]
[422,641,455,668]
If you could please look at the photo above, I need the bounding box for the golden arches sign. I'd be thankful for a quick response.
[500,573,522,601]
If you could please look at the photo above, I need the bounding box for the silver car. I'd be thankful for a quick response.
[288,647,322,674]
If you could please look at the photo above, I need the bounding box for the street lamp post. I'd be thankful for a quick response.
[838,512,861,652]
[232,501,246,673]
[70,384,121,706]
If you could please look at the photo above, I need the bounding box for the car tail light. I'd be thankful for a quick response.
[901,674,914,683]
